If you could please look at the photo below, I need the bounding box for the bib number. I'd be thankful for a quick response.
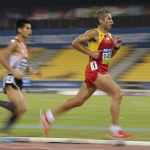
[90,61,98,71]
[6,76,13,83]
[102,48,112,64]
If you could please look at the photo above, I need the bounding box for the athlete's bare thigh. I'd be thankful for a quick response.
[74,82,97,103]
[93,73,121,96]
[5,85,27,112]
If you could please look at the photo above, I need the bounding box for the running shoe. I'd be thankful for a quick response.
[40,110,50,137]
[107,130,134,140]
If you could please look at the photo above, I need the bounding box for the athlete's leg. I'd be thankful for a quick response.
[2,85,27,133]
[52,82,97,117]
[93,73,133,139]
[40,82,97,137]
[0,100,15,112]
[0,75,16,112]
[6,85,27,114]
[93,73,122,125]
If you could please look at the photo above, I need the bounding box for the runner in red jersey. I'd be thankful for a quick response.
[40,9,133,140]
[0,19,42,136]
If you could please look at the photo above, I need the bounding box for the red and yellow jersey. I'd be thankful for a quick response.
[84,29,114,84]
[87,28,114,73]
[88,29,114,71]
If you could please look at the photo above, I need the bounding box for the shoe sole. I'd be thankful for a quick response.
[107,134,134,140]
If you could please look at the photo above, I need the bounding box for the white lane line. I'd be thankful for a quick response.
[0,146,101,150]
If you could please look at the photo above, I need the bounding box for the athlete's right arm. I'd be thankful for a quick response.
[72,30,100,59]
[0,42,23,79]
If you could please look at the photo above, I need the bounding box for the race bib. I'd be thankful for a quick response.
[90,61,98,71]
[102,48,112,64]
[6,75,14,83]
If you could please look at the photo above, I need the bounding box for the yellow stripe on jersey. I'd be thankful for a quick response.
[87,28,112,52]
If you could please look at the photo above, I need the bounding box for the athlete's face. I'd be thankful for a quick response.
[100,13,114,31]
[19,24,32,39]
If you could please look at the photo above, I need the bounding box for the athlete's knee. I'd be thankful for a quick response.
[20,106,27,113]
[21,107,27,113]
[113,90,123,101]
[15,106,27,114]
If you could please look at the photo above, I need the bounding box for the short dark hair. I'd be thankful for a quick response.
[95,9,110,25]
[15,19,30,34]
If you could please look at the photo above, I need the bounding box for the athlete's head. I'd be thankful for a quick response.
[15,19,32,39]
[95,9,114,31]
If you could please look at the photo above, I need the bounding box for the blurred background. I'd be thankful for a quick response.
[0,0,149,93]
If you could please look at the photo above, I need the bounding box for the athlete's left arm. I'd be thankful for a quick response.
[111,36,122,58]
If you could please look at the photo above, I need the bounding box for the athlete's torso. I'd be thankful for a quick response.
[7,37,28,75]
[87,29,114,73]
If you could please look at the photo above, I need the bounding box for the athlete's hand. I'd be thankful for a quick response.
[33,69,42,77]
[113,36,122,49]
[11,69,23,79]
[90,50,101,59]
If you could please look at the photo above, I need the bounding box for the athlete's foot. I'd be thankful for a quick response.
[40,110,50,137]
[107,130,134,140]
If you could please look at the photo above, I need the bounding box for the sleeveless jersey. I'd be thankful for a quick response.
[7,37,28,75]
[87,29,114,73]
[84,29,114,84]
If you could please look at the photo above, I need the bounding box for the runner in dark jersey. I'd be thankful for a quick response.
[40,9,133,140]
[0,19,42,135]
